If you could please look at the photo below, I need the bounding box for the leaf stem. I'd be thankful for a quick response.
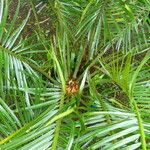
[51,93,65,150]
[49,106,75,150]
[46,107,75,127]
[131,96,147,150]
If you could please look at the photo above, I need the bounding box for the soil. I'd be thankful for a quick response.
[9,0,52,37]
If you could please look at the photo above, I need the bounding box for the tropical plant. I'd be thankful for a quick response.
[0,0,150,150]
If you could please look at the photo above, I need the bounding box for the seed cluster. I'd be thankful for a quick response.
[66,79,79,94]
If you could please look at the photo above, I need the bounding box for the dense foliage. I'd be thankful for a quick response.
[0,0,150,149]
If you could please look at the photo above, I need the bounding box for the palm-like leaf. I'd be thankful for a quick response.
[0,0,150,150]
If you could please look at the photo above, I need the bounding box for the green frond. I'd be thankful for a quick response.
[0,0,149,150]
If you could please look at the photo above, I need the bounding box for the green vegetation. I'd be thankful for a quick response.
[0,0,150,149]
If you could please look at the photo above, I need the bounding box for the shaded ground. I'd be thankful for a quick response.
[9,0,53,37]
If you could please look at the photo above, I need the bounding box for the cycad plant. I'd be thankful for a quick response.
[0,0,150,150]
